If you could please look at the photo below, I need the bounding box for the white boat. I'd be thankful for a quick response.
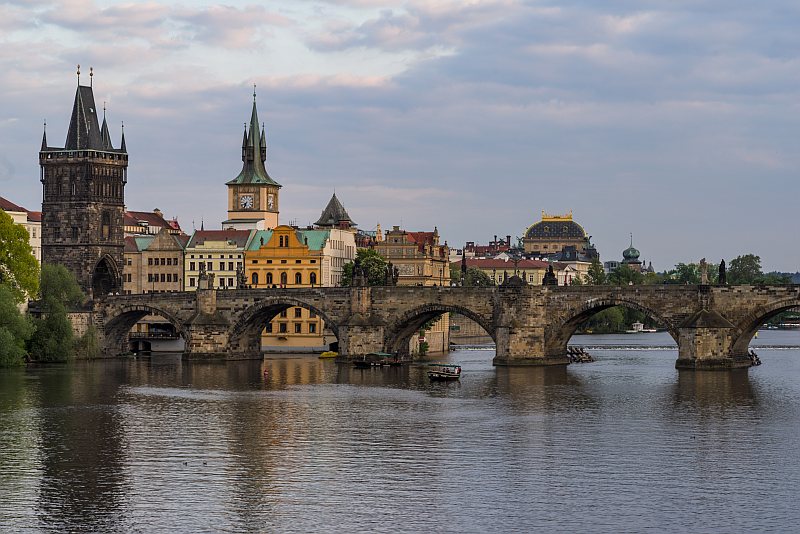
[427,363,461,381]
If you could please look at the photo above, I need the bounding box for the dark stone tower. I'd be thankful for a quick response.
[39,66,127,299]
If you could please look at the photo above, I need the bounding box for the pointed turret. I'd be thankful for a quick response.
[120,123,127,152]
[65,83,103,150]
[314,193,356,228]
[41,122,47,151]
[260,123,266,162]
[227,90,280,187]
[100,108,113,149]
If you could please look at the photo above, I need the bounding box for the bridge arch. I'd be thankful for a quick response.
[102,304,188,354]
[731,297,800,357]
[384,303,495,356]
[228,297,341,355]
[547,297,678,355]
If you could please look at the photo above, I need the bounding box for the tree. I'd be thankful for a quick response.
[728,254,763,285]
[607,265,644,286]
[464,267,493,287]
[0,285,33,366]
[585,258,606,285]
[0,209,39,303]
[27,265,85,362]
[341,249,389,286]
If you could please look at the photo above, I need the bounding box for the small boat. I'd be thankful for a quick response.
[427,363,461,381]
[319,351,338,359]
[352,352,393,368]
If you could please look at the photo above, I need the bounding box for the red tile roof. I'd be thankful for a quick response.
[27,211,42,222]
[125,210,172,230]
[0,196,27,213]
[186,230,252,248]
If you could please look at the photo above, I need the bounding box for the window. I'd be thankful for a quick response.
[267,260,272,264]
[279,323,287,333]
[295,272,302,284]
[309,323,317,334]
[219,262,225,271]
[295,259,301,264]
[190,262,195,271]
[160,274,166,282]
[101,211,110,239]
[161,258,166,266]
[280,309,287,318]
[219,279,225,288]
[148,258,153,266]
[189,278,195,287]
[251,272,259,286]
[266,273,273,284]
[294,308,302,318]
[294,323,302,334]
[71,227,78,239]
[280,272,287,285]
[207,261,212,271]
[310,272,317,285]
[309,311,317,319]
[228,262,233,271]
[310,260,316,264]
[265,322,272,333]
[166,274,172,282]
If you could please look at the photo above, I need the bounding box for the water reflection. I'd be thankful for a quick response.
[34,364,129,533]
[2,338,800,532]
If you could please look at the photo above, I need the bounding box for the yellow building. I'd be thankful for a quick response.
[246,225,356,351]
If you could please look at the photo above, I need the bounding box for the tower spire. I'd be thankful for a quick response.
[120,121,126,152]
[76,64,80,85]
[41,120,47,150]
[89,66,93,87]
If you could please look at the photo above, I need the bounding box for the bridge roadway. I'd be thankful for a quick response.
[93,281,800,370]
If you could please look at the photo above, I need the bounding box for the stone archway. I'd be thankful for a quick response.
[102,304,188,355]
[228,298,341,355]
[730,298,800,357]
[92,255,121,299]
[384,303,495,356]
[545,297,677,357]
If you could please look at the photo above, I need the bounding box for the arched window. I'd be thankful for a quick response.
[310,272,317,286]
[295,272,302,285]
[251,272,259,286]
[266,272,273,285]
[279,236,285,247]
[280,272,287,286]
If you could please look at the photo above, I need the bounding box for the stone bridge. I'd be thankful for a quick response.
[93,282,800,370]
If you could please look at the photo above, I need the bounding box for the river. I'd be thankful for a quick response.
[1,330,799,533]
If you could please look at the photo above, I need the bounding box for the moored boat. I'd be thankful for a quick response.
[319,351,338,359]
[352,352,393,368]
[427,363,461,380]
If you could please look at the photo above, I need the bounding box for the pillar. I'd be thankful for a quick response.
[675,309,750,370]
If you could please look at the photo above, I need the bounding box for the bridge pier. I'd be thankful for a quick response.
[338,322,385,358]
[674,310,750,370]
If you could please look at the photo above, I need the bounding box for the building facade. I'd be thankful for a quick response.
[123,228,188,295]
[184,230,252,291]
[522,211,592,257]
[245,224,356,350]
[124,208,182,236]
[39,70,127,298]
[223,92,281,231]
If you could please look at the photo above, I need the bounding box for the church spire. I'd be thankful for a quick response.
[41,120,47,151]
[120,122,126,152]
[226,88,280,187]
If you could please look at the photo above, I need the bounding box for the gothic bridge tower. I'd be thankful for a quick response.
[39,66,127,299]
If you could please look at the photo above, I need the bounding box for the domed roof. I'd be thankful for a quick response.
[622,235,640,262]
[524,211,587,240]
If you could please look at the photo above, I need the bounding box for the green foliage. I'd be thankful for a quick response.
[586,258,606,285]
[581,307,625,333]
[342,249,390,286]
[0,209,40,303]
[74,325,101,359]
[607,265,644,286]
[570,275,584,286]
[464,267,493,287]
[418,340,429,356]
[726,255,790,285]
[0,285,33,367]
[28,265,85,362]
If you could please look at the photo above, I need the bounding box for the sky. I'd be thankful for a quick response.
[1,0,798,272]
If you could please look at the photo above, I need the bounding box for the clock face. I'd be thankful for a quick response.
[240,195,254,209]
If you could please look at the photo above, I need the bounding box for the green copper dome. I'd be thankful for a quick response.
[622,234,640,261]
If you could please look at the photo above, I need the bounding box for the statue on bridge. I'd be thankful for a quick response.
[542,265,558,286]
[700,258,708,285]
[719,259,727,285]
[236,264,247,289]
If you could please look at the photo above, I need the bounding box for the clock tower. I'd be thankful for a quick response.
[223,89,281,230]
